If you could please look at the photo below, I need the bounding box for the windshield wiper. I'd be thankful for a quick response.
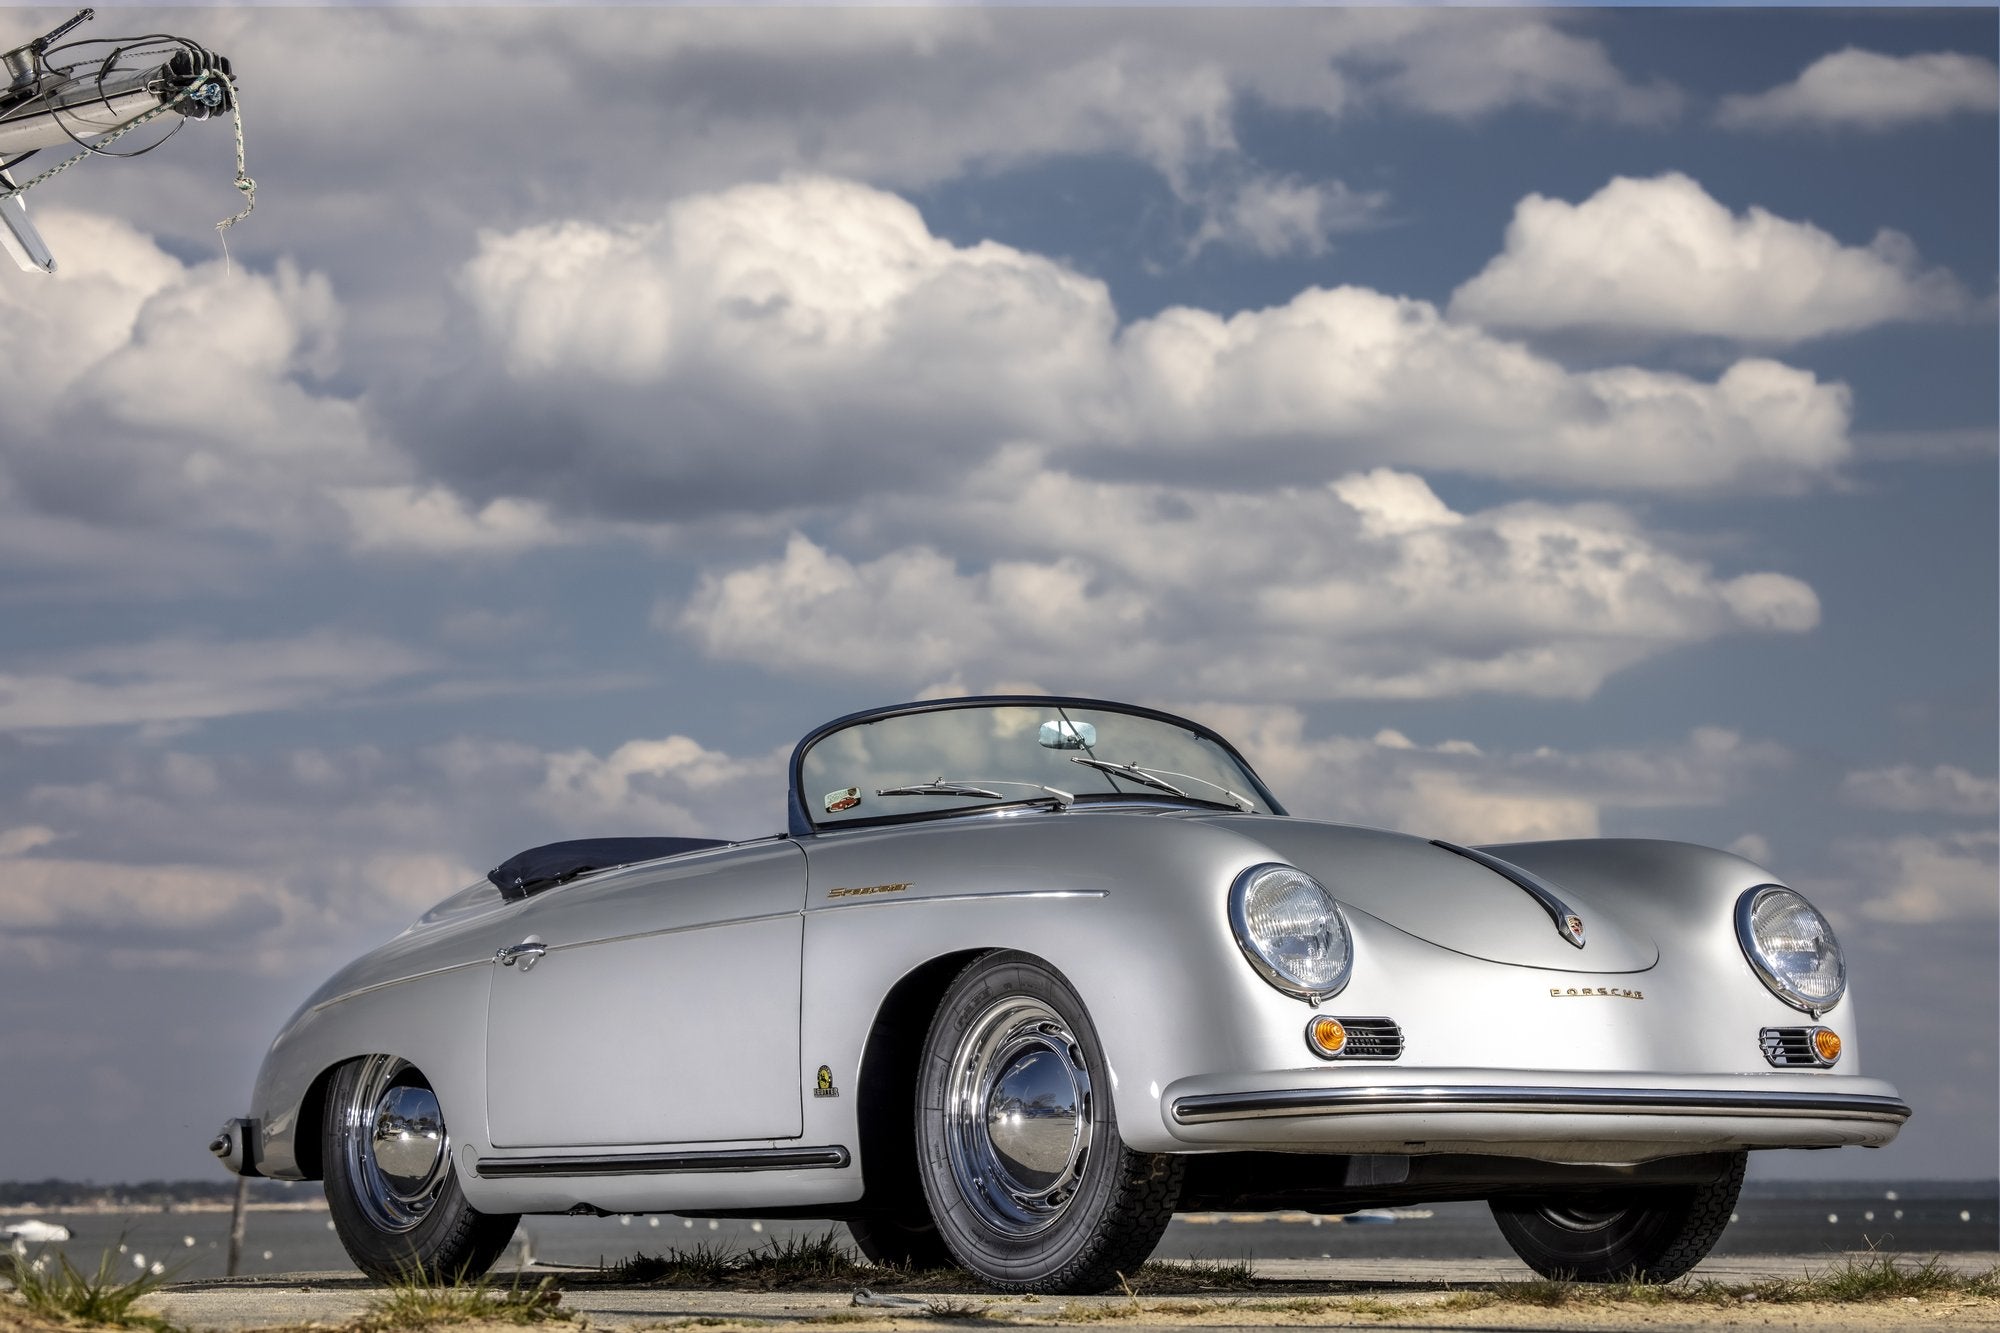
[1069,757,1254,812]
[876,778,1074,809]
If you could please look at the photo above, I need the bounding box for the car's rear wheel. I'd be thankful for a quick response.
[323,1055,519,1282]
[1489,1151,1746,1282]
[845,1211,956,1270]
[915,951,1181,1294]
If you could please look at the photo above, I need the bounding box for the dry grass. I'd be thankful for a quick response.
[605,1231,966,1293]
[0,1247,181,1333]
[348,1273,570,1331]
[1125,1258,1258,1293]
[1444,1253,2000,1312]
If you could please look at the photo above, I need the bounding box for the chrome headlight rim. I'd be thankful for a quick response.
[1734,883,1846,1016]
[1228,862,1353,1003]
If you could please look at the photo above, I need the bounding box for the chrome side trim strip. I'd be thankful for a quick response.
[810,889,1109,913]
[475,1145,851,1179]
[1171,1085,1915,1126]
[307,959,487,1015]
[1432,840,1587,949]
[549,909,801,954]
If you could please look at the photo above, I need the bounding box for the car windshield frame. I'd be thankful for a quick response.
[786,695,1288,836]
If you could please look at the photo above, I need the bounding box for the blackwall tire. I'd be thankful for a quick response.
[1489,1152,1746,1282]
[915,951,1181,1294]
[845,1211,957,1270]
[322,1055,520,1283]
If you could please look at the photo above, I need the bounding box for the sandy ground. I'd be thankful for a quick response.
[0,1252,1961,1333]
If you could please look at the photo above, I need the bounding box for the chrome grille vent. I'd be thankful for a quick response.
[1760,1026,1831,1067]
[1334,1017,1404,1060]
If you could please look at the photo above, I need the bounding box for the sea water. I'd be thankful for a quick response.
[6,1182,1993,1283]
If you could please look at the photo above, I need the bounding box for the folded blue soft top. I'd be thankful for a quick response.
[487,837,726,901]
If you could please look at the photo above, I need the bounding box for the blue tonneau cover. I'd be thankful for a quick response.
[487,837,725,901]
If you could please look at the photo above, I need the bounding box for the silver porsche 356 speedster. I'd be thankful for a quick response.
[213,696,1907,1292]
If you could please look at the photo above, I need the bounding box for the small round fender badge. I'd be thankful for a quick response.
[813,1065,840,1098]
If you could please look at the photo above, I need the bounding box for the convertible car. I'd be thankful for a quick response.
[212,696,1908,1292]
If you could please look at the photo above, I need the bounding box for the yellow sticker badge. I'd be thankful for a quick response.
[814,1065,839,1098]
[826,882,912,900]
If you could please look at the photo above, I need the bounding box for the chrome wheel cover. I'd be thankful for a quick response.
[343,1055,449,1234]
[944,997,1093,1237]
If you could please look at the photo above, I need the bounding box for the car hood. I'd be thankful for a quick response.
[1222,815,1658,974]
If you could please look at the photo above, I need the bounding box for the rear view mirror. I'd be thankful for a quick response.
[1038,720,1096,750]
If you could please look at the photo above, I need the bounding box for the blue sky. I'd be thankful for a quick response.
[0,6,1992,1186]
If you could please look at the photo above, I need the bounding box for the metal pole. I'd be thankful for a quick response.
[224,1176,248,1277]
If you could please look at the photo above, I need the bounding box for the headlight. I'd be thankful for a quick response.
[1228,864,1352,1001]
[1735,885,1845,1014]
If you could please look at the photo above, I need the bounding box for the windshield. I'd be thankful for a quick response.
[796,700,1280,829]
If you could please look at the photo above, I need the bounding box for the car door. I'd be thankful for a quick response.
[484,840,807,1148]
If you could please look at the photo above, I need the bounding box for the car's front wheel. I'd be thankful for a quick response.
[915,951,1181,1293]
[1489,1151,1746,1282]
[323,1055,519,1282]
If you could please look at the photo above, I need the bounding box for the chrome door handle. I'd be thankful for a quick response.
[495,941,547,971]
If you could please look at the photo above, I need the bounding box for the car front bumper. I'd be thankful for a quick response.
[1155,1067,1909,1163]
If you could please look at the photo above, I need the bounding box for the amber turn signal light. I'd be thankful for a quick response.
[1307,1015,1348,1058]
[1811,1028,1842,1065]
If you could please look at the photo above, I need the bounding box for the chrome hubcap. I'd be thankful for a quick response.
[1539,1199,1631,1231]
[344,1056,449,1233]
[945,998,1092,1237]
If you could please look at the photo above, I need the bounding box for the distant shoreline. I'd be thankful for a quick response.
[2,1178,1990,1220]
[1,1201,328,1215]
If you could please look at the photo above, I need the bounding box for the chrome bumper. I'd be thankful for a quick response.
[208,1117,263,1177]
[1174,1084,1912,1125]
[1159,1068,1910,1161]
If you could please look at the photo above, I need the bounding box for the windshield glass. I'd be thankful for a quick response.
[798,701,1278,827]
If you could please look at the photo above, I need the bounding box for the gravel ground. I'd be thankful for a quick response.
[99,1252,2000,1333]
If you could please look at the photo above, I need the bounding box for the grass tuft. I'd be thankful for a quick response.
[608,1242,740,1286]
[606,1230,967,1293]
[733,1232,869,1288]
[1,1246,181,1332]
[352,1272,571,1330]
[1793,1253,1998,1302]
[1126,1258,1257,1294]
[920,1298,985,1319]
[1468,1254,2000,1311]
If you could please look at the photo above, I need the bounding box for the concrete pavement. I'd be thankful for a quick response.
[122,1252,2000,1333]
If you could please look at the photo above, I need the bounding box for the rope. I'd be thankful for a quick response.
[204,68,255,270]
[0,64,255,263]
[0,89,182,195]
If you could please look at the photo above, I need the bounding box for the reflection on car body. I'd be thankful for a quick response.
[213,695,1908,1293]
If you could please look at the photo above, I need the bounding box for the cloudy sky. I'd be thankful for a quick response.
[0,7,1993,1187]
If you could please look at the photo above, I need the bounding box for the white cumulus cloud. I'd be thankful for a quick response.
[1841,830,1999,924]
[1450,173,1968,343]
[1718,47,1999,131]
[452,176,1857,503]
[0,633,437,732]
[677,461,1820,703]
[1840,764,1999,818]
[1061,701,1787,845]
[3,728,788,974]
[1187,172,1388,259]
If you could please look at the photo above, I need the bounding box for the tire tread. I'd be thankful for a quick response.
[1490,1152,1746,1283]
[322,1057,519,1283]
[916,951,1181,1294]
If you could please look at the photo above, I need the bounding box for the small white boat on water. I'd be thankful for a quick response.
[3,1219,72,1243]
